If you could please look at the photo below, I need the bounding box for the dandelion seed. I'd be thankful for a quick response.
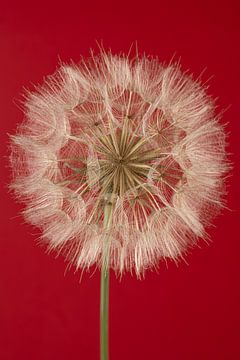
[9,51,229,277]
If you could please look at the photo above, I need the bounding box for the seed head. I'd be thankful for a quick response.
[9,51,229,276]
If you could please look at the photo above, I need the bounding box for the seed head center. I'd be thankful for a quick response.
[117,155,125,166]
[95,124,155,197]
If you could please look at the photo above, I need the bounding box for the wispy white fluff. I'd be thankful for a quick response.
[9,50,229,276]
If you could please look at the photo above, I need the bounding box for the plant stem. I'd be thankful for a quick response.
[100,259,109,360]
[100,201,112,360]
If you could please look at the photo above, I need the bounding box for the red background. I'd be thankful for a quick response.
[1,1,240,359]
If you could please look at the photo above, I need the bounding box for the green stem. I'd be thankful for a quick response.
[100,201,112,360]
[100,260,109,360]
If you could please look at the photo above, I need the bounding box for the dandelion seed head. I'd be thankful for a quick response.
[9,50,229,276]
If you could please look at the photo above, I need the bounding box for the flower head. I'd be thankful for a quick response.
[10,51,229,276]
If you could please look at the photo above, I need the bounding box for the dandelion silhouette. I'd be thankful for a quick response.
[9,50,229,360]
